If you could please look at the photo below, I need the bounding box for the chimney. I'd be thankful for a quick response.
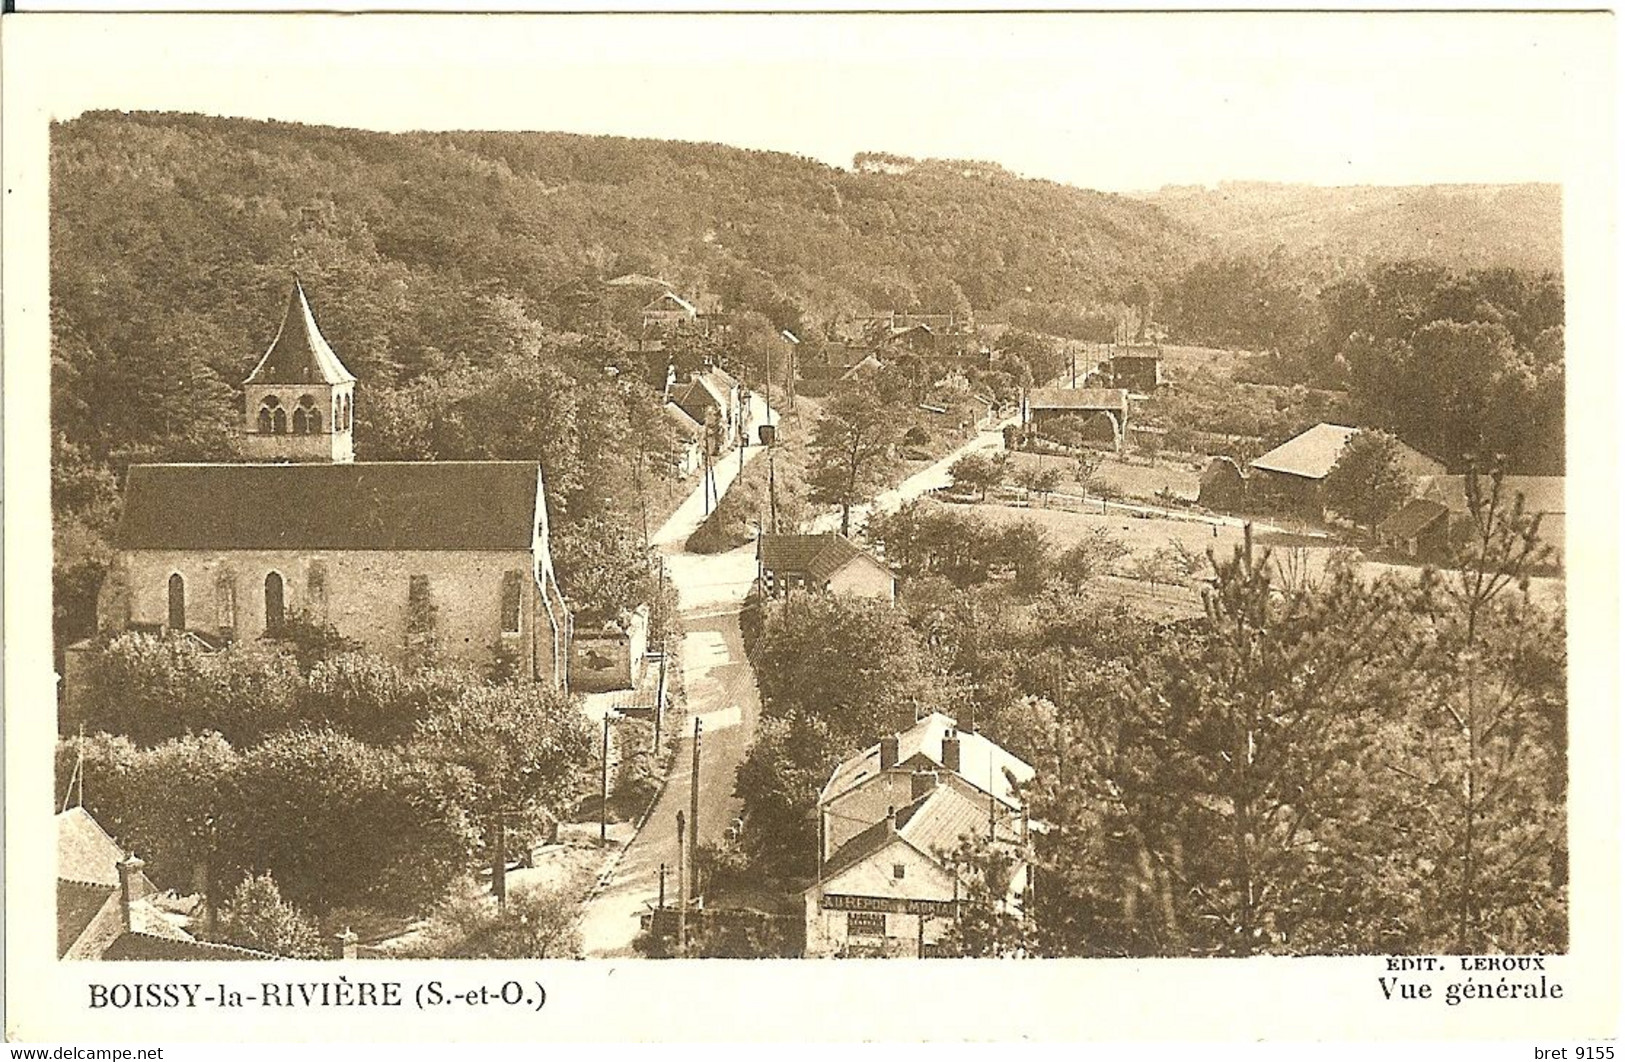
[885,805,897,833]
[334,927,359,961]
[942,730,961,773]
[116,855,146,930]
[911,770,939,801]
[879,736,899,771]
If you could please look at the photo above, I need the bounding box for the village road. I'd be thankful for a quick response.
[577,392,771,957]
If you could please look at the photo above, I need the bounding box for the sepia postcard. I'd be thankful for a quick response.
[2,8,1618,1046]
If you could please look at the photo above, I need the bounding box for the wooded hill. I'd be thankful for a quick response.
[1143,181,1562,276]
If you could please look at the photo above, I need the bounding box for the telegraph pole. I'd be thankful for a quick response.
[599,712,613,845]
[675,811,688,955]
[689,716,703,904]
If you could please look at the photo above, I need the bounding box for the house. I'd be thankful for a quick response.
[669,367,740,449]
[817,712,1033,861]
[805,712,1034,958]
[1105,345,1165,393]
[1410,475,1566,565]
[1023,387,1131,450]
[58,807,274,961]
[758,533,896,601]
[569,604,651,693]
[1374,498,1455,560]
[641,291,700,333]
[1249,424,1445,515]
[839,352,885,383]
[663,401,705,477]
[1197,456,1247,510]
[72,280,572,696]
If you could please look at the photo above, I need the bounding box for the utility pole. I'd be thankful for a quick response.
[689,716,703,906]
[599,712,613,845]
[658,863,667,910]
[654,644,668,751]
[675,810,688,955]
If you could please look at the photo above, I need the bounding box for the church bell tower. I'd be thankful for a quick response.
[242,278,357,464]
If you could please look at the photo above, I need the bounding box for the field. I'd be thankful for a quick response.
[960,500,1565,612]
[1004,448,1203,503]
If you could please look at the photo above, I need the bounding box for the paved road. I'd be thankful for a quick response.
[577,393,771,957]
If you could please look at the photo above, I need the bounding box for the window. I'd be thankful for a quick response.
[294,394,320,434]
[256,406,273,433]
[500,570,522,634]
[307,563,327,621]
[272,407,288,434]
[893,863,906,881]
[340,393,352,431]
[264,572,285,629]
[215,571,237,633]
[167,573,185,630]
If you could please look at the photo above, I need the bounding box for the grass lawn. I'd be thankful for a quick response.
[1004,448,1204,503]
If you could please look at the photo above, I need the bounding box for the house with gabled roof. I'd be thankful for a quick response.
[817,711,1033,862]
[58,807,275,961]
[1023,387,1131,450]
[1249,424,1445,515]
[1378,474,1566,565]
[758,533,896,602]
[804,715,1034,958]
[70,279,572,698]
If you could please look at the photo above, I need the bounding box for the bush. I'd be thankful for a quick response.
[213,872,326,959]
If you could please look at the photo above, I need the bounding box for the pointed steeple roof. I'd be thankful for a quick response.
[244,278,357,386]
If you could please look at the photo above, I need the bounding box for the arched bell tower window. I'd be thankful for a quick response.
[293,394,321,435]
[257,397,278,434]
[167,573,186,630]
[265,571,285,629]
[340,393,352,431]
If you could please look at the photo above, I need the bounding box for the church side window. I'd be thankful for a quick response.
[307,562,328,622]
[272,406,288,434]
[265,571,285,629]
[167,573,186,630]
[501,570,522,634]
[216,571,237,634]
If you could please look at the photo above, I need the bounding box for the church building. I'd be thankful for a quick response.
[87,280,572,688]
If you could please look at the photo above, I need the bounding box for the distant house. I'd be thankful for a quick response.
[804,712,1034,959]
[58,807,274,961]
[662,401,705,477]
[641,291,700,333]
[758,533,896,601]
[1023,387,1131,450]
[1197,456,1247,510]
[669,367,740,449]
[1401,475,1566,566]
[1374,498,1455,560]
[1249,424,1445,515]
[839,352,886,383]
[1105,345,1165,393]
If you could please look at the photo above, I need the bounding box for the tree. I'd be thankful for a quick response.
[936,834,1032,957]
[806,385,902,536]
[1031,531,1416,956]
[948,451,1005,500]
[1364,470,1565,953]
[1323,429,1416,529]
[1013,463,1060,507]
[410,684,595,905]
[409,878,583,959]
[1054,530,1129,586]
[214,872,326,959]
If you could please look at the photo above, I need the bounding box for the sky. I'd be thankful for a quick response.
[11,11,1611,194]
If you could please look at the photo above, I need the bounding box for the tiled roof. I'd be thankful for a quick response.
[244,279,356,386]
[1376,498,1451,540]
[101,931,275,962]
[759,533,889,584]
[645,292,698,316]
[818,784,1018,881]
[1028,387,1129,412]
[114,461,543,552]
[59,881,121,959]
[1418,475,1565,516]
[663,402,705,438]
[605,273,674,289]
[820,712,1035,810]
[57,807,125,887]
[1250,423,1359,480]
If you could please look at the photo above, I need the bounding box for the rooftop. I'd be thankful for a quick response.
[244,279,356,387]
[115,461,544,552]
[1250,423,1359,481]
[1027,387,1129,412]
[1417,475,1565,516]
[821,711,1035,810]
